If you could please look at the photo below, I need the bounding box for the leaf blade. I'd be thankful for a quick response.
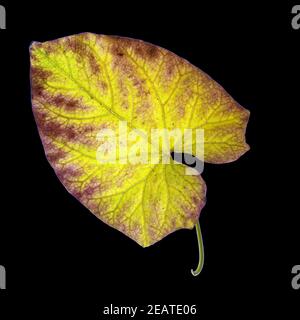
[30,33,249,246]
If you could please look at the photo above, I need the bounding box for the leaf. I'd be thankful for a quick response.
[30,33,249,247]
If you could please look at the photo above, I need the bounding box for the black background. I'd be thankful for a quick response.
[0,1,299,318]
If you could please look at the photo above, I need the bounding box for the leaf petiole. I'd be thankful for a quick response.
[191,219,204,276]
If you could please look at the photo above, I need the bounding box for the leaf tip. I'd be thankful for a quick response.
[29,41,40,51]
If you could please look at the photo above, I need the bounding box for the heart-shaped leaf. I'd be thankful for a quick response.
[30,33,249,250]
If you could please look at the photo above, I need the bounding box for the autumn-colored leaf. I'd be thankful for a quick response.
[30,33,249,252]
